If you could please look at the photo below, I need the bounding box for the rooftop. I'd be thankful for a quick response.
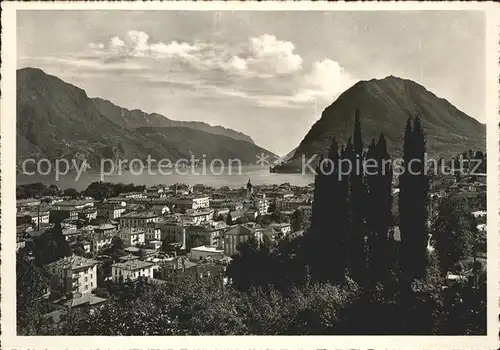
[225,224,255,236]
[96,223,117,231]
[120,211,158,219]
[112,259,154,271]
[191,246,224,253]
[47,255,98,271]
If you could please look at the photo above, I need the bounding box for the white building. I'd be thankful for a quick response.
[165,195,210,212]
[112,260,154,283]
[184,208,214,226]
[269,222,292,236]
[190,246,224,261]
[98,203,127,220]
[224,223,263,257]
[145,223,162,242]
[24,210,50,226]
[119,211,159,228]
[46,255,98,295]
[117,227,146,247]
[151,205,170,216]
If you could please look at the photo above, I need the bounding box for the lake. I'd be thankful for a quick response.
[17,164,314,191]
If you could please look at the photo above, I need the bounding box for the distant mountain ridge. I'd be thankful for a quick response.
[16,67,274,169]
[91,97,255,143]
[274,75,485,172]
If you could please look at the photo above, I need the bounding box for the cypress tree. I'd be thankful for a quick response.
[412,116,430,278]
[348,109,368,282]
[308,138,349,283]
[366,134,394,282]
[399,116,429,280]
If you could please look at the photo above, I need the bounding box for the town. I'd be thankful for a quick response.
[16,179,313,316]
[16,156,486,328]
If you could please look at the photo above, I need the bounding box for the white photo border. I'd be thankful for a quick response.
[1,1,499,349]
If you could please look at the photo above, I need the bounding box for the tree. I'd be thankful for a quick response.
[109,236,125,258]
[52,221,72,261]
[290,209,304,232]
[348,110,368,282]
[365,133,393,283]
[63,188,79,198]
[268,201,276,213]
[308,137,349,283]
[226,212,233,225]
[17,254,50,335]
[270,210,288,224]
[431,195,476,274]
[399,116,429,280]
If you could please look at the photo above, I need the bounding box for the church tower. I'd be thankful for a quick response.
[246,178,253,199]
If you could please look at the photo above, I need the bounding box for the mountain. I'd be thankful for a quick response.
[16,67,274,169]
[91,97,255,143]
[280,147,298,162]
[274,76,485,172]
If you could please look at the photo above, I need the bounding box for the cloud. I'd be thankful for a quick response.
[295,59,356,102]
[245,34,303,76]
[41,31,356,109]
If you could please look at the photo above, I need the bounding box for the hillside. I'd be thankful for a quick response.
[274,76,485,172]
[16,67,273,170]
[91,97,255,143]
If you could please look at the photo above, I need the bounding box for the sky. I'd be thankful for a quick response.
[17,10,485,155]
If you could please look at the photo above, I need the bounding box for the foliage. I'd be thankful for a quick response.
[63,187,79,198]
[57,274,359,335]
[225,212,233,225]
[431,195,477,274]
[82,182,146,201]
[399,116,429,279]
[290,209,304,231]
[28,222,72,266]
[17,255,50,335]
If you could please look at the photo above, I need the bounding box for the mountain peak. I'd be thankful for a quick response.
[277,76,485,172]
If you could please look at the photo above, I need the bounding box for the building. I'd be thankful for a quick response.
[164,195,210,213]
[90,232,114,253]
[54,199,95,210]
[122,192,147,199]
[276,197,310,212]
[95,223,117,235]
[213,207,230,219]
[145,186,164,195]
[119,211,159,228]
[145,222,162,241]
[268,222,292,237]
[186,221,227,249]
[190,246,224,261]
[252,197,269,215]
[81,240,92,253]
[158,219,186,249]
[224,223,263,256]
[116,227,146,247]
[209,198,232,209]
[46,255,98,295]
[112,260,154,283]
[16,199,42,212]
[62,226,81,242]
[79,207,98,221]
[97,203,127,220]
[184,208,214,225]
[148,240,163,250]
[150,204,170,216]
[23,210,50,226]
[50,208,79,223]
